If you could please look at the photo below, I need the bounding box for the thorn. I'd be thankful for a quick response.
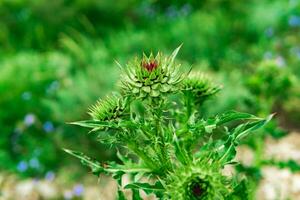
[115,60,123,70]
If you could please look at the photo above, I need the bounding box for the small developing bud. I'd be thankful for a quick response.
[141,59,158,72]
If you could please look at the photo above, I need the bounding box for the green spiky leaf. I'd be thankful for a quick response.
[125,181,164,198]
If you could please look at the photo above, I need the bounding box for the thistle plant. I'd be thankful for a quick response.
[65,46,272,199]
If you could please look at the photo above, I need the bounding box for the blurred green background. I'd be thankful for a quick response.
[0,0,300,195]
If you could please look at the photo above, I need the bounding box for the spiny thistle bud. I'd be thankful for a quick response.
[181,73,221,105]
[88,94,124,121]
[165,159,230,200]
[120,46,183,99]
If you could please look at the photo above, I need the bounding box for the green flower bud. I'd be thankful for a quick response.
[181,73,221,105]
[88,94,124,121]
[120,46,183,99]
[165,159,230,200]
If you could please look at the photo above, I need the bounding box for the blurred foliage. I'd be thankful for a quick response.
[0,50,117,177]
[0,0,300,179]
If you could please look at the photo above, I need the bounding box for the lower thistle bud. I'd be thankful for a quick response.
[165,159,231,200]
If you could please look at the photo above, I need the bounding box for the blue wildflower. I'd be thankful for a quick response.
[46,80,60,94]
[17,161,28,172]
[45,171,55,181]
[289,15,300,27]
[43,121,54,133]
[181,4,192,16]
[166,6,178,19]
[265,27,274,37]
[29,157,40,169]
[263,52,273,60]
[21,91,32,101]
[73,184,84,196]
[24,114,35,126]
[290,47,300,60]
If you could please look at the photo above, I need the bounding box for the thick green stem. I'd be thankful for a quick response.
[127,141,158,171]
[150,99,173,172]
[184,93,193,122]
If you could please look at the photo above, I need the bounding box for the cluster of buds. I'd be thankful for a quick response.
[67,46,271,200]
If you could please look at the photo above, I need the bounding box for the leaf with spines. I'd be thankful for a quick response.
[218,114,274,164]
[215,111,260,125]
[125,181,164,198]
[63,149,103,176]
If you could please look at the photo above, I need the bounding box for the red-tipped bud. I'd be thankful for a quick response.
[141,59,158,72]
